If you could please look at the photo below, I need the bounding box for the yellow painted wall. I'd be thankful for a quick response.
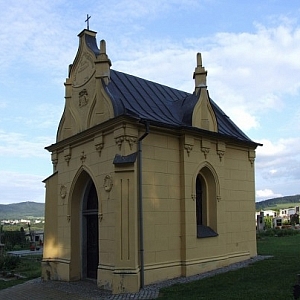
[43,119,257,293]
[42,29,257,294]
[140,130,257,282]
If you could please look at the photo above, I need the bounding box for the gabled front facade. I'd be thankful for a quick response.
[42,29,260,294]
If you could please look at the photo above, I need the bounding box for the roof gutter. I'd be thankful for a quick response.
[137,121,149,290]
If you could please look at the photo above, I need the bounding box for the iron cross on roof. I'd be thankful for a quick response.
[85,14,91,30]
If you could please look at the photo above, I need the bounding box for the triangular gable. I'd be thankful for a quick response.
[56,29,256,145]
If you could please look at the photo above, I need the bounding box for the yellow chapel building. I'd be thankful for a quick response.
[42,28,261,294]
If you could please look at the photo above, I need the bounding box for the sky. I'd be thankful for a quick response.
[0,0,300,204]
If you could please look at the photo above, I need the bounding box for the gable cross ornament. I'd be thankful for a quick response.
[85,14,91,30]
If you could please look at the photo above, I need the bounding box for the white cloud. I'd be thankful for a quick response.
[225,107,259,131]
[193,22,300,130]
[256,189,282,201]
[256,138,300,159]
[284,106,300,132]
[114,47,196,91]
[1,2,300,204]
[0,171,45,204]
[109,20,300,133]
[0,130,51,158]
[0,1,77,83]
[255,137,300,199]
[95,0,203,23]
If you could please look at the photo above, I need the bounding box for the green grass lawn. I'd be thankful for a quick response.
[0,255,41,290]
[158,235,300,299]
[1,236,300,298]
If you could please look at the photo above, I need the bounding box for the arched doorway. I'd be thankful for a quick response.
[82,180,99,279]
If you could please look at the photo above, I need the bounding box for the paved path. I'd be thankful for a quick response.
[0,278,158,299]
[0,256,272,299]
[7,249,43,256]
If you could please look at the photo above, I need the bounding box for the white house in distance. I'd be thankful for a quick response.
[256,206,300,229]
[279,207,299,218]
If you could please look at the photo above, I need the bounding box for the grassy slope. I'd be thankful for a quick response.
[159,235,300,300]
[256,195,300,211]
[0,255,41,290]
[0,236,299,298]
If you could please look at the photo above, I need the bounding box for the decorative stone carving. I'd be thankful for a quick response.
[184,136,194,157]
[51,151,58,171]
[248,149,256,166]
[103,175,113,192]
[95,143,104,155]
[64,146,71,166]
[94,133,104,156]
[79,89,89,107]
[125,136,137,150]
[67,215,71,222]
[184,144,193,156]
[60,185,67,199]
[114,125,138,151]
[73,53,94,87]
[217,142,226,162]
[80,151,87,164]
[217,150,224,161]
[115,136,124,150]
[115,136,137,150]
[201,139,211,159]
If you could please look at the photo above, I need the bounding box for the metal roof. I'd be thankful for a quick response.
[104,69,254,143]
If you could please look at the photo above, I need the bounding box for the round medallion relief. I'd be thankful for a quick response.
[103,175,113,192]
[60,185,67,199]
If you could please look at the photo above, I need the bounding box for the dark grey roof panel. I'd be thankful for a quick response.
[107,70,190,126]
[105,69,255,144]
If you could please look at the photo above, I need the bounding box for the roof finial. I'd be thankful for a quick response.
[193,52,207,93]
[85,14,91,30]
[197,52,202,67]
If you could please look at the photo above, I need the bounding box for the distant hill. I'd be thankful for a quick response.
[0,201,45,220]
[1,197,299,219]
[256,195,300,211]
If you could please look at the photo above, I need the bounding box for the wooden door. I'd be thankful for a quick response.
[86,214,99,279]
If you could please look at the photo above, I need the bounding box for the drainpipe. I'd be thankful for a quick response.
[138,121,149,290]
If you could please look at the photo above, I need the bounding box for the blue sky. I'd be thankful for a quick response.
[0,0,300,204]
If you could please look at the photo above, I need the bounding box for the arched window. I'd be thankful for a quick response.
[196,169,218,238]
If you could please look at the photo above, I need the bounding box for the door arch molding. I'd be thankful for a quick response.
[68,167,99,280]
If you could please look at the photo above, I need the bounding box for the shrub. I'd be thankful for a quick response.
[0,255,21,270]
[257,228,300,238]
[1,230,26,249]
[264,216,273,229]
[12,245,22,251]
